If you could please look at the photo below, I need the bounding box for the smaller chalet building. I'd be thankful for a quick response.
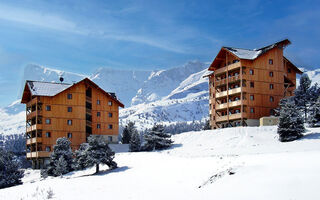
[21,78,124,168]
[207,39,302,129]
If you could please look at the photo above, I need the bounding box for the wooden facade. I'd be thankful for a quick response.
[207,39,302,129]
[21,78,124,168]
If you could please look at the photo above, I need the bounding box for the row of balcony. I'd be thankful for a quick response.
[215,99,248,110]
[26,137,42,145]
[215,87,247,98]
[216,112,248,122]
[214,61,242,75]
[26,151,51,158]
[26,124,42,133]
[215,75,242,86]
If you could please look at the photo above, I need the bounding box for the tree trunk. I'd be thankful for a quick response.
[96,164,99,173]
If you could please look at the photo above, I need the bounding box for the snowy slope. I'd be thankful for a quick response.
[1,126,320,200]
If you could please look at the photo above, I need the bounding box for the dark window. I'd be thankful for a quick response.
[46,105,51,111]
[108,101,112,106]
[97,100,100,105]
[249,69,254,75]
[46,132,51,138]
[97,112,101,117]
[97,124,101,129]
[67,132,72,138]
[250,108,255,113]
[269,72,273,77]
[108,136,113,142]
[288,68,291,73]
[250,95,254,100]
[269,59,273,65]
[67,93,72,99]
[250,82,254,88]
[108,112,113,117]
[270,96,274,102]
[68,107,72,112]
[270,84,274,89]
[67,120,72,125]
[108,124,113,129]
[45,146,51,152]
[270,109,274,116]
[45,119,51,124]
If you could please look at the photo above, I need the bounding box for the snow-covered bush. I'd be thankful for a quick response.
[121,121,136,144]
[73,143,89,170]
[277,99,305,142]
[308,96,320,127]
[129,130,141,152]
[142,124,173,151]
[0,148,24,189]
[42,137,73,177]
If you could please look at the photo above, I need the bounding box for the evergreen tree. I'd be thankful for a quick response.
[277,99,305,142]
[308,96,320,127]
[0,148,24,189]
[203,119,211,130]
[73,143,89,170]
[54,157,69,176]
[121,122,136,144]
[85,135,117,174]
[294,74,312,121]
[42,137,73,177]
[142,124,173,151]
[129,130,141,152]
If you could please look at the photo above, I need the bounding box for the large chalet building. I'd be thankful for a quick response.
[21,78,124,168]
[207,39,302,129]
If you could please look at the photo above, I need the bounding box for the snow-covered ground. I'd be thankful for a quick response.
[1,126,320,200]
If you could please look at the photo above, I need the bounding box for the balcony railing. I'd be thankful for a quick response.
[26,124,42,133]
[216,112,248,123]
[26,151,50,158]
[26,137,42,145]
[214,62,241,75]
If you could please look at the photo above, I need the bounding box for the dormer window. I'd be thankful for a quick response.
[67,93,72,99]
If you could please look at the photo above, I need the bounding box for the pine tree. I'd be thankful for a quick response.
[42,137,73,177]
[85,135,117,174]
[121,122,136,144]
[54,157,69,176]
[0,148,24,189]
[294,74,312,121]
[277,99,305,142]
[142,124,173,151]
[203,119,211,130]
[308,96,320,127]
[73,143,89,170]
[129,130,141,152]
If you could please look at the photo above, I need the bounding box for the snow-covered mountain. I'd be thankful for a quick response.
[0,61,209,135]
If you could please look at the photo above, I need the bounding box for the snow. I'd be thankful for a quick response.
[224,47,262,60]
[1,126,320,199]
[27,81,72,96]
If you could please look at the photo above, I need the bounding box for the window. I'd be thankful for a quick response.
[269,71,273,77]
[67,120,72,125]
[68,107,72,112]
[97,124,101,129]
[250,108,255,113]
[108,124,113,129]
[67,93,72,99]
[250,82,254,88]
[67,132,72,138]
[45,119,51,124]
[46,105,51,111]
[270,84,274,89]
[108,136,113,142]
[249,69,254,75]
[108,101,112,106]
[45,146,51,152]
[250,95,254,100]
[46,132,51,138]
[97,100,100,105]
[288,68,291,73]
[270,96,274,102]
[270,109,274,116]
[108,112,113,117]
[97,112,101,117]
[269,59,273,65]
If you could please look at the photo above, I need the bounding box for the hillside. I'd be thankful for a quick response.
[0,126,319,199]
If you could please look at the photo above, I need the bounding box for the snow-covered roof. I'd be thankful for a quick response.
[223,47,262,60]
[26,81,72,96]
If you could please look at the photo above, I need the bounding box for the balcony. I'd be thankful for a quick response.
[229,99,247,108]
[86,96,92,103]
[215,103,228,110]
[27,110,41,119]
[215,78,227,86]
[229,87,246,95]
[26,137,42,145]
[214,62,241,75]
[216,112,247,123]
[26,124,42,133]
[216,115,228,122]
[26,151,50,158]
[215,90,228,98]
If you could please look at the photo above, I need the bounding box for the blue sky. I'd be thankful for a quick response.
[0,0,319,107]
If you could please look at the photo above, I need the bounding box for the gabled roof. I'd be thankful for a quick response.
[21,78,124,107]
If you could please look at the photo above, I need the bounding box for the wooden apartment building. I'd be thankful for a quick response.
[207,39,302,129]
[21,78,124,168]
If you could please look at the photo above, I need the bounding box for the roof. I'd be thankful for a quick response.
[21,78,124,107]
[26,81,72,96]
[223,47,262,60]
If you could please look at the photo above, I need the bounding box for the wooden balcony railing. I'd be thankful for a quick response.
[26,151,50,158]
